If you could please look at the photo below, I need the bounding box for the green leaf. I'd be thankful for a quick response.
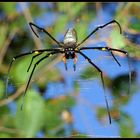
[129,22,140,31]
[75,22,88,43]
[0,80,5,99]
[80,66,98,79]
[0,133,11,138]
[15,89,45,137]
[0,25,8,49]
[96,107,109,124]
[71,3,86,17]
[2,3,17,14]
[53,14,69,37]
[110,30,125,49]
[44,96,75,130]
[37,68,62,86]
[58,2,86,18]
[119,112,135,137]
[11,56,31,85]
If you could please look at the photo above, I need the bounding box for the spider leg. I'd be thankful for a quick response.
[6,49,62,98]
[80,47,121,66]
[73,53,78,71]
[108,48,131,94]
[29,22,62,46]
[79,47,131,94]
[27,49,64,72]
[76,50,111,124]
[6,52,35,98]
[76,20,122,48]
[27,53,43,72]
[21,51,60,110]
[62,55,68,71]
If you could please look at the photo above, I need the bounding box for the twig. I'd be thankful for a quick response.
[0,127,21,134]
[0,29,18,68]
[19,2,43,49]
[0,85,25,107]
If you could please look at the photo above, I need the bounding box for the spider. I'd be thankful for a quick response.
[6,20,131,124]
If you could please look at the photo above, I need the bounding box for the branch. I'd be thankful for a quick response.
[19,2,43,49]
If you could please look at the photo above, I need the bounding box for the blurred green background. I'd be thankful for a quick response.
[0,2,140,138]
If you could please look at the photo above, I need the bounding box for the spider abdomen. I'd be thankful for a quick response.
[63,28,77,48]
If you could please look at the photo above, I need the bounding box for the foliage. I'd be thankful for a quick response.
[0,2,140,138]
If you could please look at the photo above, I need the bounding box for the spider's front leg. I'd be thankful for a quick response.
[73,53,78,71]
[29,22,62,46]
[62,55,68,71]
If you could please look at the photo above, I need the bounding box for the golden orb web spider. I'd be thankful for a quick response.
[6,20,131,124]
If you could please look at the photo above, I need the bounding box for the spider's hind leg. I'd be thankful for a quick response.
[76,50,112,124]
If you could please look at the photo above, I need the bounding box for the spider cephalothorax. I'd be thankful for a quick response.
[6,20,131,124]
[64,49,75,59]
